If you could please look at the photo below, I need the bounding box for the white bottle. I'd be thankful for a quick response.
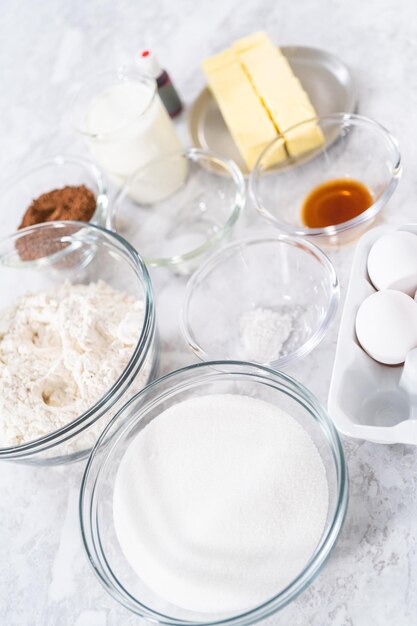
[75,69,185,199]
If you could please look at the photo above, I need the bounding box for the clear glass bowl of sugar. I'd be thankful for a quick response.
[108,148,245,275]
[181,235,339,368]
[80,360,348,624]
[0,221,157,465]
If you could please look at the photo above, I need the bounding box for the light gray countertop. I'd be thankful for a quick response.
[1,1,417,624]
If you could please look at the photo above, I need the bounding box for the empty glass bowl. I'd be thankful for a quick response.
[0,221,157,464]
[249,113,401,243]
[0,154,108,236]
[108,148,245,273]
[80,361,348,624]
[181,235,339,368]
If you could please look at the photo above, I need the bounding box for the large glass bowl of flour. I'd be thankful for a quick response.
[0,221,157,465]
[80,361,347,624]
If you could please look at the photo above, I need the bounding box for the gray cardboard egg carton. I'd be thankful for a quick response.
[328,223,417,444]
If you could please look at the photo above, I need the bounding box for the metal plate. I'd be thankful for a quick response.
[188,46,357,175]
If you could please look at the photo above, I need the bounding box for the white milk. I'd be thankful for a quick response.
[83,82,185,200]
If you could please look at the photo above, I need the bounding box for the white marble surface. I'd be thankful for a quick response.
[1,0,417,624]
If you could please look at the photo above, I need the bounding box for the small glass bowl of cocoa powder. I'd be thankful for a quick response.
[0,154,108,236]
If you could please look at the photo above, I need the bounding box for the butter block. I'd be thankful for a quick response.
[259,136,287,170]
[284,120,325,156]
[202,49,236,73]
[202,52,286,169]
[234,36,324,157]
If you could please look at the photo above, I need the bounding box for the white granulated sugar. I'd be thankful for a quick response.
[0,280,148,447]
[113,394,329,614]
[239,307,293,363]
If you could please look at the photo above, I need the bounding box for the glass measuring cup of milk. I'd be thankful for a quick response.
[72,68,185,198]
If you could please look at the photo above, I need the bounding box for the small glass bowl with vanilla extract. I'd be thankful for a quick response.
[249,113,401,244]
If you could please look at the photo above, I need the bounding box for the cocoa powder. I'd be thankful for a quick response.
[16,226,75,263]
[19,185,96,229]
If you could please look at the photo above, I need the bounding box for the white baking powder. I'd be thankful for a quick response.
[0,280,149,447]
[239,307,293,363]
[113,394,328,614]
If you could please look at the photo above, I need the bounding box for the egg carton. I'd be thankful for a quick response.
[328,223,417,444]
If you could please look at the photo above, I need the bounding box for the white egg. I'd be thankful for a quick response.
[355,290,417,364]
[367,230,417,296]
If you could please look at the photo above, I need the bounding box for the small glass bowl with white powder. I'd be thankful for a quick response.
[181,235,339,367]
[80,361,347,623]
[0,221,157,464]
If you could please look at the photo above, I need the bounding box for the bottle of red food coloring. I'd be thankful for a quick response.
[139,50,183,118]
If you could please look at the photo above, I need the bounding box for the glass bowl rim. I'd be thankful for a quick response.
[0,220,155,459]
[249,112,402,237]
[108,147,246,268]
[79,359,348,625]
[180,234,340,368]
[71,66,157,140]
[1,153,107,208]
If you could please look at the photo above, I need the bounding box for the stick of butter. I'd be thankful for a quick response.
[233,33,324,157]
[202,51,285,170]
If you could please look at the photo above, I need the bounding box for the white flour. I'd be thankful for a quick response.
[239,307,293,363]
[0,280,149,447]
[113,394,329,614]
